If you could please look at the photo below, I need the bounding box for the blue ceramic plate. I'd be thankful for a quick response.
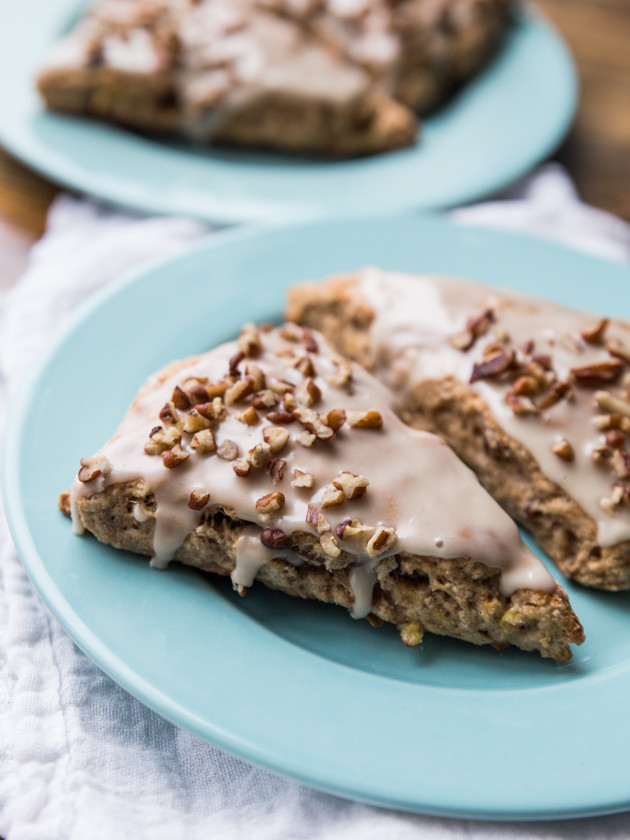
[0,1,576,222]
[4,215,630,819]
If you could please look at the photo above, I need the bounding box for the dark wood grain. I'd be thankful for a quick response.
[0,0,629,288]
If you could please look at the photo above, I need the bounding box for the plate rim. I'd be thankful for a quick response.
[5,214,630,821]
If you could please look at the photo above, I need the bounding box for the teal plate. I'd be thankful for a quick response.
[0,1,576,222]
[4,215,630,820]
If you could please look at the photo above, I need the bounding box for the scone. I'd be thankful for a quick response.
[36,0,511,157]
[60,323,584,660]
[287,269,630,590]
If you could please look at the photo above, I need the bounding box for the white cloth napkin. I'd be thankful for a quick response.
[2,164,630,840]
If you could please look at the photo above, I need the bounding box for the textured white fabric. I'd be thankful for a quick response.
[2,165,630,840]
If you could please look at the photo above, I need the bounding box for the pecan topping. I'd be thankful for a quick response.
[505,393,539,416]
[325,408,346,431]
[333,472,369,500]
[570,360,623,388]
[470,350,515,384]
[268,458,286,484]
[321,487,344,508]
[188,489,210,510]
[172,385,191,410]
[449,309,494,352]
[215,438,238,460]
[248,442,271,469]
[232,458,251,477]
[267,410,295,424]
[159,403,178,424]
[182,409,212,434]
[225,376,255,405]
[235,406,259,426]
[595,391,630,418]
[613,450,630,478]
[77,455,109,483]
[228,350,245,376]
[607,342,630,366]
[301,327,318,353]
[537,380,571,410]
[336,519,374,540]
[551,438,574,462]
[293,469,314,488]
[256,491,285,517]
[262,426,290,453]
[605,430,626,449]
[306,504,329,534]
[260,528,293,550]
[346,409,383,430]
[366,526,397,558]
[297,377,321,407]
[580,318,609,345]
[162,444,189,469]
[319,532,340,558]
[237,324,262,357]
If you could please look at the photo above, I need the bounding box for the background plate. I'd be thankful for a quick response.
[5,215,630,820]
[0,1,576,222]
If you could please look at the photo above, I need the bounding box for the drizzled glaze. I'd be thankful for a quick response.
[358,268,630,547]
[71,325,555,618]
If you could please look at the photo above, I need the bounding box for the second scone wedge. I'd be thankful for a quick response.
[61,324,584,660]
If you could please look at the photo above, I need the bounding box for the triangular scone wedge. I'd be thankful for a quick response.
[61,324,583,660]
[288,269,630,590]
[36,0,416,157]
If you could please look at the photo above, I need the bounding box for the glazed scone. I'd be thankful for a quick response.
[60,323,583,660]
[287,269,630,590]
[36,0,510,157]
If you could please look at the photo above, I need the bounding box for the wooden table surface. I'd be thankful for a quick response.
[0,0,628,290]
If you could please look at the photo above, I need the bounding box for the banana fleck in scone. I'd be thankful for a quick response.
[288,269,630,590]
[37,0,511,157]
[60,323,583,660]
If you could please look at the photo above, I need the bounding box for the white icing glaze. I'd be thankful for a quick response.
[359,268,630,547]
[70,326,556,620]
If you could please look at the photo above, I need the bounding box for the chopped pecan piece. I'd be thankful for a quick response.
[228,350,245,376]
[301,327,318,353]
[294,407,335,439]
[346,409,383,430]
[581,318,609,345]
[293,469,314,489]
[268,458,286,484]
[183,409,212,434]
[235,405,259,426]
[248,441,272,468]
[245,362,265,391]
[216,438,239,460]
[225,376,255,405]
[333,472,369,500]
[327,359,352,389]
[159,402,178,425]
[321,487,344,508]
[606,430,626,449]
[145,425,181,455]
[551,438,574,462]
[232,458,251,477]
[366,526,397,558]
[251,389,277,410]
[293,355,315,377]
[505,393,539,416]
[267,410,295,424]
[325,408,346,431]
[591,445,612,463]
[262,425,290,453]
[607,342,630,366]
[188,489,210,510]
[172,385,191,410]
[260,528,293,550]
[537,380,571,410]
[238,324,262,357]
[192,429,218,455]
[296,430,316,447]
[297,377,321,407]
[336,519,374,540]
[256,491,285,517]
[306,504,329,534]
[77,455,110,483]
[599,485,627,513]
[319,532,340,558]
[162,444,189,469]
[570,360,623,388]
[595,391,630,418]
[470,350,515,384]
